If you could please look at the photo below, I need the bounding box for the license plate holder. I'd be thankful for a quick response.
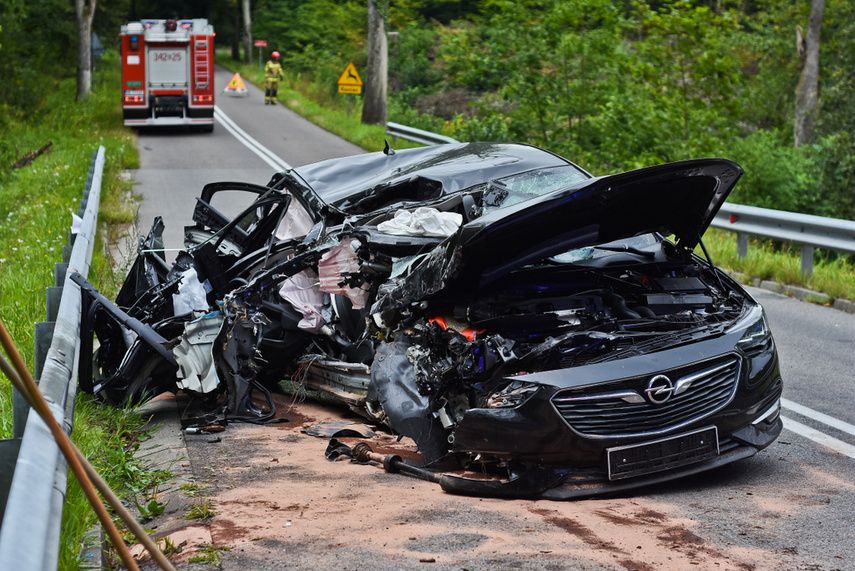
[607,426,719,481]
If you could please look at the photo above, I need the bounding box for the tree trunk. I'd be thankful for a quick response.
[794,0,825,147]
[242,0,253,65]
[361,0,388,126]
[75,0,96,102]
[232,6,241,61]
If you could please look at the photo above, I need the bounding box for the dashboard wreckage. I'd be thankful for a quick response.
[77,142,783,499]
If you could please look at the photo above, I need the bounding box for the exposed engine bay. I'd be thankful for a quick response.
[75,209,745,463]
[210,230,745,461]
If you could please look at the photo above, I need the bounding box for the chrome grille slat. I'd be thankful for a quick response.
[551,355,740,438]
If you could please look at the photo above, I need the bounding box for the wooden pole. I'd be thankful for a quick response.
[0,319,175,571]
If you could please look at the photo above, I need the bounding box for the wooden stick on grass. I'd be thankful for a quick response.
[0,319,176,571]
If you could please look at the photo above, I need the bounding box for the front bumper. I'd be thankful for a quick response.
[451,330,782,495]
[441,413,782,500]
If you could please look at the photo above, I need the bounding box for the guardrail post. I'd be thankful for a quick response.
[11,393,28,440]
[801,245,814,275]
[0,439,22,528]
[46,287,63,322]
[54,262,68,287]
[34,322,56,381]
[736,232,748,259]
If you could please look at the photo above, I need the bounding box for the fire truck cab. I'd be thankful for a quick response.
[120,19,215,131]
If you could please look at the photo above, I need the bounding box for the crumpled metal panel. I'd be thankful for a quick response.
[367,342,449,465]
[174,313,224,393]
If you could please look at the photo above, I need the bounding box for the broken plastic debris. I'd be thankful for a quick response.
[173,268,209,316]
[305,422,377,439]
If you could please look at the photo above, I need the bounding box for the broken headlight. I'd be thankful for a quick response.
[487,380,540,409]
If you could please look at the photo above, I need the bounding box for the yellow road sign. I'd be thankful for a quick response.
[338,85,362,94]
[337,62,363,86]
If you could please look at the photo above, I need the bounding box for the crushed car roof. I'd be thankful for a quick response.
[287,142,587,213]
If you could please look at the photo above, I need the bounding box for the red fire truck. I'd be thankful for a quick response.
[120,19,215,131]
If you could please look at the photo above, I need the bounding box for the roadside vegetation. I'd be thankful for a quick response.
[243,0,855,220]
[703,229,855,302]
[0,52,157,570]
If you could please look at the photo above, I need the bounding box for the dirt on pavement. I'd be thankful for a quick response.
[128,391,780,571]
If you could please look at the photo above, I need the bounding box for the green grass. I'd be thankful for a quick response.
[58,394,162,569]
[189,543,231,565]
[180,480,204,497]
[0,54,136,426]
[702,228,855,302]
[185,497,217,520]
[0,51,151,570]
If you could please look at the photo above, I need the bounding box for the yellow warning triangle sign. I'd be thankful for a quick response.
[337,62,363,86]
[224,73,247,95]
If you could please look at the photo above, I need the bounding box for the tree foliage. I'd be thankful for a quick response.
[2,0,854,219]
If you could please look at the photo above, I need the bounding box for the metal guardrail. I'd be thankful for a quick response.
[711,202,855,274]
[385,121,459,146]
[0,146,105,569]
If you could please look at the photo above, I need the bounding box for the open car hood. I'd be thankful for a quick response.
[452,158,743,287]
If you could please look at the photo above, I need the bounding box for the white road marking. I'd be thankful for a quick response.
[214,106,292,172]
[781,416,855,460]
[781,398,855,438]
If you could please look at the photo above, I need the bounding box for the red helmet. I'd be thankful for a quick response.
[272,51,280,59]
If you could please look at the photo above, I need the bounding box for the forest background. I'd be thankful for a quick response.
[1,0,854,219]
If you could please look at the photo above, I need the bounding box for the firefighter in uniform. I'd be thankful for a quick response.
[264,51,284,105]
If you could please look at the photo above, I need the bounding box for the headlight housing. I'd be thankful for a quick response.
[732,307,773,354]
[487,380,540,408]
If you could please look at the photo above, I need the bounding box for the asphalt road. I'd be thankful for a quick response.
[131,65,364,253]
[127,66,855,571]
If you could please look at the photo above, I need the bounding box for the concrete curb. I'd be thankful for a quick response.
[727,271,855,314]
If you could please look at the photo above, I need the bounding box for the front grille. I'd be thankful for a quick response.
[550,354,740,438]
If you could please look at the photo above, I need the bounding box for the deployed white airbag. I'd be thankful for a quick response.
[377,207,462,237]
[278,269,325,333]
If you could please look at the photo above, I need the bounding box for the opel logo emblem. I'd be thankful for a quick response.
[645,375,675,405]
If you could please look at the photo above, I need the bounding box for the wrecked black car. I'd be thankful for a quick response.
[77,142,783,499]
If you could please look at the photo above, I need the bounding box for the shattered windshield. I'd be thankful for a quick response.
[483,165,589,213]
